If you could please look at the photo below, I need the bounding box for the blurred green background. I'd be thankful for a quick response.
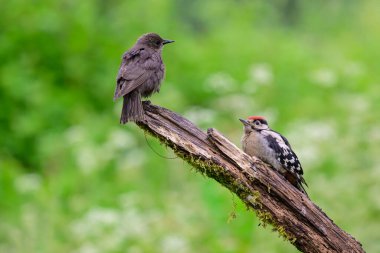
[1,0,379,252]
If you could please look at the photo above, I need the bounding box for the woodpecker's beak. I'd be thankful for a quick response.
[239,119,249,126]
[163,39,175,45]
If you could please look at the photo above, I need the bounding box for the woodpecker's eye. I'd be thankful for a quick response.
[255,121,261,126]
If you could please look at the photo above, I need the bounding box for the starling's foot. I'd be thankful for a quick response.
[142,100,152,105]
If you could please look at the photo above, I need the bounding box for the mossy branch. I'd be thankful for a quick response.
[135,101,364,253]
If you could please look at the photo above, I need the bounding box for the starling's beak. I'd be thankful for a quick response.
[239,119,249,126]
[163,39,175,45]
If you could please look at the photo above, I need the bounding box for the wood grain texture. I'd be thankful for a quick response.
[136,101,364,253]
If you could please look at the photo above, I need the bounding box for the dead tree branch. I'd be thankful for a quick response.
[136,101,364,253]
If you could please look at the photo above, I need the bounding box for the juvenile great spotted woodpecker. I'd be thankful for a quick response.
[240,116,308,196]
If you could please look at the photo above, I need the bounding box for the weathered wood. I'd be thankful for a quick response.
[136,101,365,253]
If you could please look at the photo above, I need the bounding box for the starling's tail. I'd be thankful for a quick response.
[120,91,145,124]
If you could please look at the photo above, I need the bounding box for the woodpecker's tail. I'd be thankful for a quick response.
[298,183,308,197]
[297,177,309,198]
[120,91,145,124]
[285,172,309,198]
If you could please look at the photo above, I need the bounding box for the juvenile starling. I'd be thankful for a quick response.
[114,33,174,123]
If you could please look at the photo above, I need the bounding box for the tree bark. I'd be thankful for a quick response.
[136,101,365,253]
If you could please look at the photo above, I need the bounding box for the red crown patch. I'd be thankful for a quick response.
[248,116,266,121]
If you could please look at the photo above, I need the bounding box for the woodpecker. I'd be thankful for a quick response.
[240,116,308,195]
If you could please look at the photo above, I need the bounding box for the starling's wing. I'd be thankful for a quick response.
[114,66,153,100]
[114,48,154,100]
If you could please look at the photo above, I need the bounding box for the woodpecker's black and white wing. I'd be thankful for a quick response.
[262,130,308,195]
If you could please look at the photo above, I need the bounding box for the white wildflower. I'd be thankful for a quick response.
[106,129,137,150]
[72,243,99,253]
[343,62,364,77]
[205,72,236,93]
[249,63,273,85]
[183,107,216,126]
[119,193,139,209]
[213,94,254,114]
[369,126,380,142]
[348,95,369,113]
[161,235,189,253]
[14,174,41,193]
[86,208,119,226]
[71,207,119,236]
[66,126,86,145]
[310,68,337,87]
[76,146,99,174]
[120,208,149,237]
[116,148,146,171]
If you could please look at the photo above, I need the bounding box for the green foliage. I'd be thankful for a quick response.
[1,0,380,252]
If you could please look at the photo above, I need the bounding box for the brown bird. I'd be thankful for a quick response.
[114,33,174,123]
